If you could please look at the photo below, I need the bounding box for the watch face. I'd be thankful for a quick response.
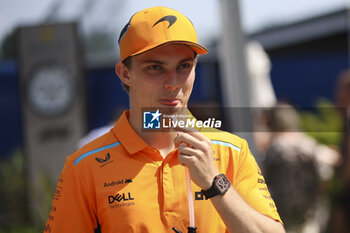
[216,175,230,192]
[28,66,75,116]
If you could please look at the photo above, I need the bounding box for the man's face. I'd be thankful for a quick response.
[126,44,197,111]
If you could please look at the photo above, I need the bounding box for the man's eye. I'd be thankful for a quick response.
[178,63,191,69]
[149,65,161,71]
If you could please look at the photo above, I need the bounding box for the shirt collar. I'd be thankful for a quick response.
[113,110,149,155]
[112,109,205,155]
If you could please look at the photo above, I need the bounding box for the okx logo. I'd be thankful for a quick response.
[143,109,161,129]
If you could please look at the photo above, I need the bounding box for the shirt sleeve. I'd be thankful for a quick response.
[233,139,283,224]
[44,157,98,233]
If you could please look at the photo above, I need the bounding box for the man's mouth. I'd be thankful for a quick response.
[159,98,181,106]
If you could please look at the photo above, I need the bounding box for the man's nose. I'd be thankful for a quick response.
[164,70,180,90]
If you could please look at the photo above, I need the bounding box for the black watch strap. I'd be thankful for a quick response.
[201,174,231,199]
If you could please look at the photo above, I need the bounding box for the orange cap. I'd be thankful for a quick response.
[118,6,208,61]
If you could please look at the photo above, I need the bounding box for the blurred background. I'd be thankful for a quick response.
[0,0,349,232]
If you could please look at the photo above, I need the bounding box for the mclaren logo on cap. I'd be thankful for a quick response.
[153,15,177,29]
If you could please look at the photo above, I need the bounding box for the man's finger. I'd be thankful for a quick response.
[174,126,209,142]
[177,145,200,157]
[178,153,196,167]
[174,132,205,150]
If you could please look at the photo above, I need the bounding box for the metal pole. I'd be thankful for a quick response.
[218,0,255,147]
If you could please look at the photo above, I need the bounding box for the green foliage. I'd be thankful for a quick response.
[299,99,345,147]
[0,226,41,233]
[0,150,29,227]
[0,29,18,60]
[36,172,56,225]
[0,149,55,232]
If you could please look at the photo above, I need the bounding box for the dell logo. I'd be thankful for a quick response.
[108,192,134,204]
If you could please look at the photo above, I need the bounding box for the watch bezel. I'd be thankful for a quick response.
[201,174,231,199]
[215,174,230,192]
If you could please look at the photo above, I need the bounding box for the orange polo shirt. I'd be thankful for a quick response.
[44,110,282,233]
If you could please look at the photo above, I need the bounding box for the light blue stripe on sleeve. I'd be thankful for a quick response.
[74,141,121,165]
[211,140,241,152]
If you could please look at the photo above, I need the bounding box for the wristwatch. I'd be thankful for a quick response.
[201,174,231,199]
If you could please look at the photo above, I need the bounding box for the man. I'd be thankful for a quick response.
[44,6,285,233]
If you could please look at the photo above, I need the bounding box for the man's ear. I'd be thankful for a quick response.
[115,62,132,87]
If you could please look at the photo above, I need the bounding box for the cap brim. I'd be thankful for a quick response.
[127,41,208,60]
